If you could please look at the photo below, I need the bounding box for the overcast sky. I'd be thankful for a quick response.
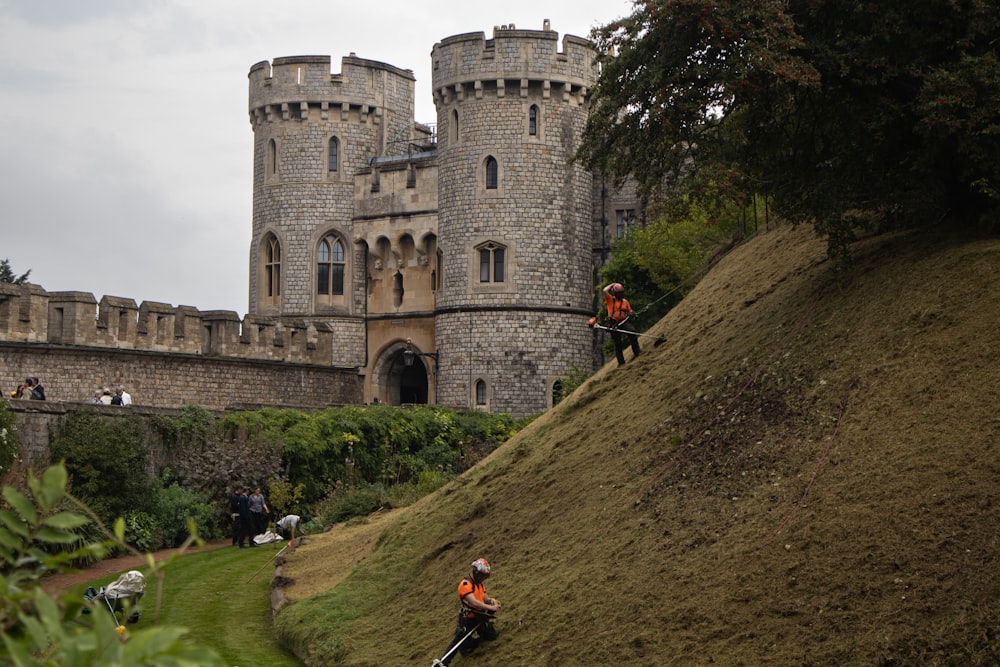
[0,0,633,313]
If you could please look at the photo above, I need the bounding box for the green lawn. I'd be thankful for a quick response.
[81,543,303,667]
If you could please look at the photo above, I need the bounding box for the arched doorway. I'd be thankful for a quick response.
[399,358,428,404]
[373,342,431,406]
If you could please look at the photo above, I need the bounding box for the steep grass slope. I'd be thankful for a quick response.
[277,224,999,666]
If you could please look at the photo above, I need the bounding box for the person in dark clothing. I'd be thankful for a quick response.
[236,487,253,548]
[229,486,245,546]
[28,377,46,400]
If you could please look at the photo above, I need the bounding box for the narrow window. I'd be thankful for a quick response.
[485,156,498,190]
[475,380,487,406]
[477,242,506,283]
[616,209,636,238]
[552,379,565,407]
[450,109,459,144]
[529,105,538,136]
[318,235,346,295]
[328,137,339,172]
[265,235,281,298]
[267,139,277,179]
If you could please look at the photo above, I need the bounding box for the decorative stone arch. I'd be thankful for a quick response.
[549,376,566,408]
[448,107,460,146]
[526,102,544,142]
[370,339,432,406]
[476,151,503,198]
[311,226,352,313]
[255,227,286,314]
[266,138,279,182]
[326,134,342,179]
[472,377,491,411]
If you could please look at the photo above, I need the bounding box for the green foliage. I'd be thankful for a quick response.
[556,364,595,402]
[578,0,1000,255]
[150,481,221,548]
[0,401,19,478]
[0,258,30,285]
[266,479,306,516]
[0,463,226,666]
[121,511,160,553]
[49,411,153,526]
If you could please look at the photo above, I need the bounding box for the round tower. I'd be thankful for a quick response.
[431,23,598,417]
[247,54,416,321]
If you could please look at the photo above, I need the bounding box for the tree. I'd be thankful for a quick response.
[577,0,1000,255]
[0,258,31,284]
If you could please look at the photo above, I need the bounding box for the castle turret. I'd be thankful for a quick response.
[247,55,417,332]
[431,22,598,416]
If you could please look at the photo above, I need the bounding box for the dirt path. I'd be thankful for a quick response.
[41,539,232,595]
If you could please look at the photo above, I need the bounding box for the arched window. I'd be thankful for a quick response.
[318,235,346,295]
[552,379,565,407]
[450,109,459,144]
[264,234,281,299]
[485,156,498,190]
[477,241,506,283]
[529,105,538,136]
[328,137,339,172]
[475,379,487,406]
[267,139,277,179]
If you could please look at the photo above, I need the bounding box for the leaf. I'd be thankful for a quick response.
[33,526,81,545]
[113,517,125,542]
[1,488,38,525]
[39,464,68,509]
[41,511,90,530]
[0,509,29,537]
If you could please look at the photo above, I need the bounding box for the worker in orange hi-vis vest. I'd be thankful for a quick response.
[602,282,642,367]
[434,558,500,666]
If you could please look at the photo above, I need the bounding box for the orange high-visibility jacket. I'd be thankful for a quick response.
[604,292,633,323]
[458,578,487,618]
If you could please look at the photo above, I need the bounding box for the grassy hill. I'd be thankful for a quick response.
[274,223,999,666]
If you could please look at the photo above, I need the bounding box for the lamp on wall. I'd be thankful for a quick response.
[402,337,439,367]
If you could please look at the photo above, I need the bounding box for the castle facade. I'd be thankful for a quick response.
[248,21,640,417]
[0,22,641,419]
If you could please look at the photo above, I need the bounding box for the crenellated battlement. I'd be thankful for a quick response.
[248,54,416,128]
[0,283,333,366]
[431,20,596,108]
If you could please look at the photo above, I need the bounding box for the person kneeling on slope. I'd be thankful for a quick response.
[438,558,500,665]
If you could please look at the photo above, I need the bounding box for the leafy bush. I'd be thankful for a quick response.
[49,410,154,526]
[0,401,19,478]
[123,510,162,553]
[152,480,221,548]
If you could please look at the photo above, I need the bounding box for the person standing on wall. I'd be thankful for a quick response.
[601,282,641,367]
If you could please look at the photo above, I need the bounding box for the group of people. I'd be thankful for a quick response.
[89,386,132,406]
[230,485,271,548]
[8,377,45,400]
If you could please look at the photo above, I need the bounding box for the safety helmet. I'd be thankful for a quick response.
[610,282,624,295]
[471,558,491,579]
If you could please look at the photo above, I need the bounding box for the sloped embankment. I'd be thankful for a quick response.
[276,224,999,665]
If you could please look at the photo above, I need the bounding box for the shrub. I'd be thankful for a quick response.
[152,481,221,548]
[0,401,19,479]
[49,410,154,526]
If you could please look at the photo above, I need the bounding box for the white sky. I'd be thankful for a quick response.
[0,0,632,313]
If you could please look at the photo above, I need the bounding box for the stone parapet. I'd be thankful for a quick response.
[0,284,334,366]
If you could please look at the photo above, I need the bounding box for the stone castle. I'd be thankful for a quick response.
[0,21,641,419]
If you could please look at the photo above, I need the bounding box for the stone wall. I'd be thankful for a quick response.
[1,342,361,411]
